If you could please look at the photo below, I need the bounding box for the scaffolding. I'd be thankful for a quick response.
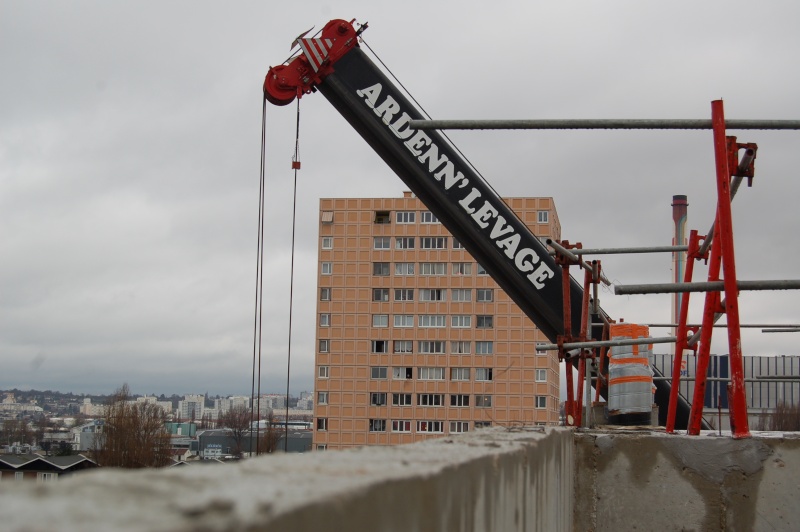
[416,101,800,438]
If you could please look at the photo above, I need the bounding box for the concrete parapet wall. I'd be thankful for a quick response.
[573,430,800,531]
[1,427,573,532]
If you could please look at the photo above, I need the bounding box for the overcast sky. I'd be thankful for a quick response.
[2,1,799,398]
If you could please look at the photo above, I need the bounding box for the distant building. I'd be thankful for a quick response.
[71,420,104,451]
[136,396,174,414]
[214,396,250,414]
[79,398,104,417]
[165,422,197,438]
[0,454,97,482]
[177,395,205,421]
[313,193,562,450]
[295,398,313,410]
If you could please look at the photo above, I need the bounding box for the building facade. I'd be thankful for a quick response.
[313,192,561,450]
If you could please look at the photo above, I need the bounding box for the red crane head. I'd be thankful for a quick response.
[264,19,362,106]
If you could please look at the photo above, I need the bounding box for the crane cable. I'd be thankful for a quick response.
[252,97,268,454]
[284,98,302,452]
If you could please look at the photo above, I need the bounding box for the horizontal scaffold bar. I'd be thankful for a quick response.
[409,119,800,130]
[614,280,800,295]
[536,336,676,352]
[549,245,688,256]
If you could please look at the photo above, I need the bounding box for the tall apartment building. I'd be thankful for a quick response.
[177,394,205,422]
[313,192,562,450]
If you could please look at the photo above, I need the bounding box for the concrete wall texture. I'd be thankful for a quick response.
[2,428,799,531]
[0,427,572,532]
[574,431,800,531]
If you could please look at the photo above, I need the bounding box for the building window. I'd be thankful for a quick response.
[451,289,472,302]
[395,237,415,249]
[392,393,412,406]
[375,211,391,224]
[417,394,444,407]
[417,421,444,433]
[320,314,330,327]
[451,315,471,328]
[420,237,447,249]
[321,211,334,224]
[370,366,388,379]
[373,262,390,276]
[536,396,547,409]
[451,367,470,381]
[393,315,414,328]
[369,419,387,432]
[420,262,446,276]
[419,289,446,301]
[371,341,389,354]
[373,236,391,249]
[538,211,549,223]
[321,262,333,275]
[392,420,412,432]
[476,289,494,302]
[372,314,389,328]
[450,394,470,407]
[321,236,333,249]
[372,288,389,302]
[450,421,470,433]
[319,340,330,353]
[392,367,413,380]
[475,368,493,381]
[15,472,24,481]
[317,392,328,405]
[318,366,329,378]
[394,262,415,275]
[475,395,492,408]
[370,393,387,406]
[452,262,472,275]
[393,340,413,353]
[452,238,464,249]
[476,315,494,329]
[320,288,331,301]
[477,263,488,275]
[418,367,445,380]
[418,315,446,328]
[37,472,58,482]
[536,369,547,382]
[317,418,328,431]
[418,341,446,354]
[317,444,327,450]
[420,211,439,224]
[396,211,415,224]
[474,421,492,429]
[394,288,414,301]
[451,341,471,354]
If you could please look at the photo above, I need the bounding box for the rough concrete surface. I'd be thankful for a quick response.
[573,429,800,531]
[0,427,573,532]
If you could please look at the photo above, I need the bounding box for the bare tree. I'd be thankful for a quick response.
[218,405,251,457]
[758,402,800,431]
[259,411,282,454]
[1,419,33,446]
[93,384,172,468]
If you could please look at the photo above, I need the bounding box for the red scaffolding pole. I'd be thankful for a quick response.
[687,100,751,438]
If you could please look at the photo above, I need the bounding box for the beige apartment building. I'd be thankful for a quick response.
[313,192,561,450]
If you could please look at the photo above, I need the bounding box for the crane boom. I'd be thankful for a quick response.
[263,18,700,428]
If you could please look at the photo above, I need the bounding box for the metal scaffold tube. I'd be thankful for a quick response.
[614,279,800,295]
[536,335,676,352]
[550,245,688,256]
[546,239,611,286]
[409,119,800,130]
